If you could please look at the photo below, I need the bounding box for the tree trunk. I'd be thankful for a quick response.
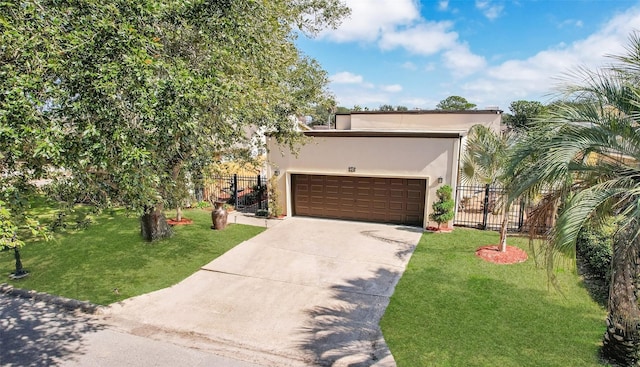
[140,204,173,242]
[176,206,183,222]
[601,232,640,366]
[498,201,510,252]
[13,247,27,277]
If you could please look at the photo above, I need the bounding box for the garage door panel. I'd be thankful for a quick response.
[326,186,340,194]
[292,174,425,226]
[405,215,422,224]
[407,189,423,199]
[372,200,387,210]
[373,189,387,197]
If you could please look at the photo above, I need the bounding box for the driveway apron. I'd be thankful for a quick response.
[104,217,422,366]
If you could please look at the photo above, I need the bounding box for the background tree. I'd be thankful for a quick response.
[436,96,476,110]
[378,104,395,111]
[308,96,338,127]
[503,100,545,130]
[395,105,409,111]
[508,32,640,366]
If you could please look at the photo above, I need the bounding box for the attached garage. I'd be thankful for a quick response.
[266,112,487,229]
[292,174,426,226]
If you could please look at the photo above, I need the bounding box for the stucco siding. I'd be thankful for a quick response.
[268,135,462,228]
[347,112,501,133]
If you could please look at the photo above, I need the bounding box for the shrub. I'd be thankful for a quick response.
[195,201,210,209]
[576,218,615,305]
[267,174,282,218]
[430,184,455,229]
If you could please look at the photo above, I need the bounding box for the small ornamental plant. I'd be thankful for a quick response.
[430,184,455,229]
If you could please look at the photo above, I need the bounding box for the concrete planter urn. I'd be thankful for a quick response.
[211,201,228,230]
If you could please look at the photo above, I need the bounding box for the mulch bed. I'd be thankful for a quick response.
[425,226,454,233]
[167,218,193,226]
[475,245,528,265]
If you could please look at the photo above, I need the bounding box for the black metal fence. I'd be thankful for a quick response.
[204,174,267,214]
[454,184,551,233]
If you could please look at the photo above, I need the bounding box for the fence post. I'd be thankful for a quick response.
[518,198,525,231]
[482,184,490,230]
[233,174,239,208]
[257,175,262,210]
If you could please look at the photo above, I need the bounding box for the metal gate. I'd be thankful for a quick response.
[454,184,555,233]
[454,184,525,232]
[204,174,267,214]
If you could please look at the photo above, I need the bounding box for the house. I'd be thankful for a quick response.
[267,109,502,228]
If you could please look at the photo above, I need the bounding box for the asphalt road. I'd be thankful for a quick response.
[0,294,261,367]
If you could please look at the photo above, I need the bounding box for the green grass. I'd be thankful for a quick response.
[381,228,606,367]
[1,207,264,305]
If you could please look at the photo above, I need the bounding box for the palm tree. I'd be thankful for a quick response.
[461,124,516,252]
[508,33,640,366]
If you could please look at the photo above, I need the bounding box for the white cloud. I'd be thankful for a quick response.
[401,97,434,109]
[424,62,437,71]
[463,6,640,108]
[402,61,418,71]
[330,71,364,84]
[443,43,487,77]
[475,0,504,21]
[316,0,486,79]
[323,2,640,111]
[557,19,583,28]
[319,0,420,43]
[379,21,459,55]
[332,87,390,107]
[381,84,403,93]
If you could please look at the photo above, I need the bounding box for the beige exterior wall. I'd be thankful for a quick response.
[337,111,502,133]
[335,114,351,130]
[267,134,463,228]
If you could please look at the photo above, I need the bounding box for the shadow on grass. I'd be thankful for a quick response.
[0,295,105,366]
[299,268,400,366]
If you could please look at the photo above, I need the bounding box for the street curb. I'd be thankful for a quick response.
[0,283,103,314]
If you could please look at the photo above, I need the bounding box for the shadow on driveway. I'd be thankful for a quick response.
[299,268,400,367]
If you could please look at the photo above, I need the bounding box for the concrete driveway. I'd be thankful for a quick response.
[103,217,423,366]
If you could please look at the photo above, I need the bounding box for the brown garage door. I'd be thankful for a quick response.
[292,174,426,226]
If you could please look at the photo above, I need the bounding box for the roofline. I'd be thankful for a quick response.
[303,130,467,138]
[335,109,502,116]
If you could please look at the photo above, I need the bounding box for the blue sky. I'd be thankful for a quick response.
[296,0,640,112]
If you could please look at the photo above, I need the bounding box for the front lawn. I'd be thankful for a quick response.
[1,207,264,305]
[381,228,606,367]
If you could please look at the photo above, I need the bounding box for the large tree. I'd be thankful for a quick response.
[508,33,640,366]
[435,95,476,110]
[1,0,349,255]
[1,0,64,276]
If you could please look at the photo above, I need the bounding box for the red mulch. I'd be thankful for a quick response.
[475,245,528,265]
[425,226,453,233]
[166,218,193,226]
